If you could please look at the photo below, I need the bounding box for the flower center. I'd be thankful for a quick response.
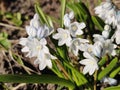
[36,45,42,50]
[74,41,79,46]
[87,47,92,53]
[71,24,78,31]
[63,33,68,39]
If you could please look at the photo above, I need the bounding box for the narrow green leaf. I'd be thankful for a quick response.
[98,55,107,67]
[98,57,118,80]
[0,74,76,90]
[0,38,11,50]
[92,16,105,31]
[60,0,66,27]
[51,60,64,78]
[34,4,49,26]
[104,86,120,90]
[64,62,88,86]
[56,45,69,61]
[46,16,53,27]
[12,54,24,65]
[110,66,120,78]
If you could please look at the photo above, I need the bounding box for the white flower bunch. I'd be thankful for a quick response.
[19,14,56,70]
[19,1,120,89]
[95,0,120,44]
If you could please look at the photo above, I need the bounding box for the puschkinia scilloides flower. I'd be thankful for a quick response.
[69,38,89,56]
[69,22,86,37]
[19,13,56,70]
[26,13,54,39]
[64,11,74,27]
[101,77,117,86]
[95,0,120,45]
[52,28,72,46]
[79,52,99,75]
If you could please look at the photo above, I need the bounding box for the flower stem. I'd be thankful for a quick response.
[94,70,97,90]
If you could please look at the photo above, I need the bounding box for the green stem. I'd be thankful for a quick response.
[94,70,97,90]
[0,74,76,90]
[60,0,66,28]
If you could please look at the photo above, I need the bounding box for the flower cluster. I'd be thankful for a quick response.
[19,0,119,87]
[95,0,120,44]
[19,14,56,70]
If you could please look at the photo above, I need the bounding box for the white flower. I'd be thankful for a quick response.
[94,1,113,20]
[37,24,54,39]
[112,26,120,44]
[19,38,48,58]
[68,11,74,19]
[93,34,106,42]
[69,38,89,56]
[94,0,120,28]
[69,22,85,37]
[101,39,117,56]
[101,77,117,86]
[26,14,40,38]
[52,28,72,46]
[34,52,57,70]
[64,11,74,27]
[30,13,41,29]
[26,13,54,39]
[102,25,111,39]
[92,41,103,57]
[79,52,99,75]
[80,42,102,58]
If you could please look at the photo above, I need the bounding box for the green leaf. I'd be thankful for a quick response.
[64,62,88,86]
[0,74,76,90]
[35,4,49,26]
[60,0,66,28]
[0,32,8,39]
[98,57,118,80]
[12,54,24,65]
[109,66,120,78]
[104,86,120,90]
[98,55,108,67]
[92,16,105,31]
[0,38,11,50]
[51,60,64,78]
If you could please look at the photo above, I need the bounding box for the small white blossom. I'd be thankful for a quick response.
[92,41,103,57]
[34,52,57,70]
[102,25,111,39]
[95,0,120,29]
[69,38,89,56]
[101,39,117,56]
[68,11,74,19]
[26,13,54,39]
[30,13,41,29]
[52,28,72,46]
[112,26,120,44]
[79,52,99,75]
[93,33,116,57]
[101,77,117,86]
[69,22,85,37]
[64,11,74,27]
[37,24,54,39]
[80,42,102,58]
[93,34,106,42]
[19,38,48,58]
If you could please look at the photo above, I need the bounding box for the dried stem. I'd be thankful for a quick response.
[0,22,25,30]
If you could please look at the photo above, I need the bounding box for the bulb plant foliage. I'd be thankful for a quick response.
[0,0,120,90]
